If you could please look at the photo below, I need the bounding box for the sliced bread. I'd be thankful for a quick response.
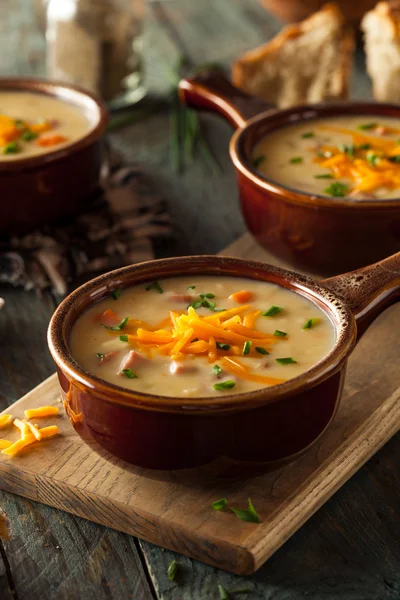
[362,1,400,102]
[232,3,354,108]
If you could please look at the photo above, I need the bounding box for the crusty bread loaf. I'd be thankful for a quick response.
[232,3,354,108]
[362,1,400,102]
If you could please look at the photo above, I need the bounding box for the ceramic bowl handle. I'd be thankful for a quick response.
[178,69,275,129]
[323,252,400,337]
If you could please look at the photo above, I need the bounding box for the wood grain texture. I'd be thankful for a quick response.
[1,235,399,577]
[0,288,156,600]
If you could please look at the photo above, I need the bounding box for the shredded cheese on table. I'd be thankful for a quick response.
[24,406,59,419]
[0,405,60,457]
[0,414,12,429]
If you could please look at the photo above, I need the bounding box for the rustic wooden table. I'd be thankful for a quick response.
[0,1,399,599]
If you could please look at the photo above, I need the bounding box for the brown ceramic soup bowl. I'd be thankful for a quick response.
[179,71,400,275]
[48,252,400,470]
[0,78,108,237]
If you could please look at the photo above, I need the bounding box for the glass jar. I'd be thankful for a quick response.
[46,0,145,107]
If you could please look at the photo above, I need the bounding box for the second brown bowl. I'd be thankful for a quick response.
[179,71,400,275]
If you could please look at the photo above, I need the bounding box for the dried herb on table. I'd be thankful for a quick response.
[168,59,222,174]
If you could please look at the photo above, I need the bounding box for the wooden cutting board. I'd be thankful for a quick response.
[0,234,399,576]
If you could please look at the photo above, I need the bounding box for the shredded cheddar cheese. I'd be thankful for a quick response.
[24,406,59,419]
[2,426,59,457]
[0,440,12,450]
[0,414,12,429]
[13,418,30,439]
[102,303,287,385]
[314,125,400,194]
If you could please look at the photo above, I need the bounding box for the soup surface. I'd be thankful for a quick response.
[70,276,335,398]
[0,92,93,160]
[252,116,400,199]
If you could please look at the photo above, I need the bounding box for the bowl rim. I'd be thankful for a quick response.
[47,255,357,414]
[230,100,400,209]
[0,77,108,170]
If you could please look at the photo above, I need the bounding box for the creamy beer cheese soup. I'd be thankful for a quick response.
[252,116,400,199]
[0,92,93,160]
[69,276,335,398]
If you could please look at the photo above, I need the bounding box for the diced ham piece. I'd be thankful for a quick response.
[168,293,195,303]
[348,190,377,200]
[169,361,198,375]
[94,309,120,326]
[99,351,120,365]
[119,350,145,372]
[374,126,389,136]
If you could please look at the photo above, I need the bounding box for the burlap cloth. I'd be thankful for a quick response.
[0,154,173,296]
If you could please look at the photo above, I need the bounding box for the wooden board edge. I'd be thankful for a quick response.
[0,462,255,575]
[248,387,400,570]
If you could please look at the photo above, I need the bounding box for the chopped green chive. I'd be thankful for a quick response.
[96,353,105,359]
[111,287,121,300]
[366,151,380,166]
[146,281,163,294]
[213,380,236,391]
[21,130,38,142]
[339,143,355,157]
[276,357,297,365]
[314,173,334,179]
[388,155,400,163]
[101,317,129,331]
[252,155,266,168]
[255,347,269,355]
[167,560,178,582]
[14,119,24,128]
[188,297,222,311]
[242,340,252,355]
[231,498,260,523]
[274,330,287,337]
[218,585,230,600]
[212,364,222,376]
[187,285,196,289]
[358,143,371,150]
[290,156,303,164]
[358,122,377,130]
[301,132,314,138]
[121,368,137,379]
[119,334,129,342]
[324,182,348,197]
[3,141,20,154]
[211,497,227,511]
[262,305,283,317]
[216,342,231,351]
[200,292,215,299]
[303,318,319,329]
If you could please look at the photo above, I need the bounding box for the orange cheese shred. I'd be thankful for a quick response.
[0,440,12,449]
[13,418,30,439]
[24,406,59,419]
[1,425,59,457]
[25,421,43,441]
[221,357,285,386]
[208,336,217,364]
[0,414,13,429]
